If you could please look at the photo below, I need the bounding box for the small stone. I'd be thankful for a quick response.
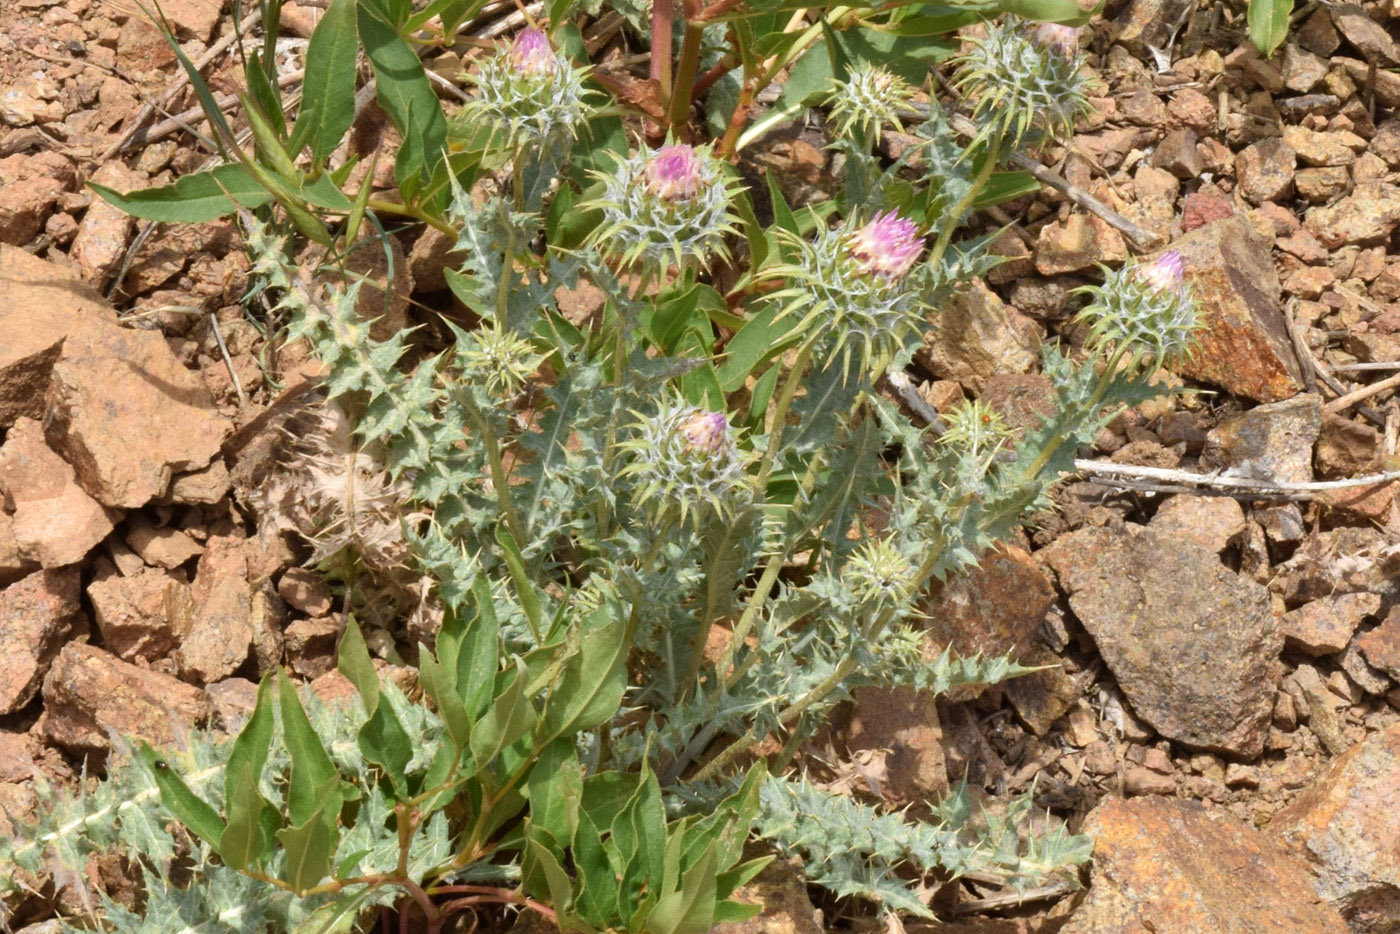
[1296,167,1351,203]
[70,162,142,291]
[1034,213,1128,275]
[1330,3,1400,64]
[1357,608,1400,681]
[1279,94,1343,120]
[0,245,114,428]
[1284,125,1363,166]
[1181,185,1236,231]
[1119,88,1168,126]
[1271,723,1400,933]
[1287,663,1349,756]
[1283,44,1329,93]
[124,519,204,569]
[1237,138,1297,204]
[1004,651,1078,736]
[1150,127,1205,178]
[0,418,116,568]
[1148,495,1246,554]
[1123,764,1177,796]
[176,537,275,684]
[1306,183,1400,247]
[1063,797,1350,934]
[278,567,334,616]
[1255,502,1305,545]
[1373,120,1400,167]
[1335,58,1400,108]
[1297,8,1341,56]
[1041,525,1281,758]
[916,280,1041,393]
[1338,642,1392,696]
[1316,413,1380,477]
[1283,263,1336,297]
[1281,593,1382,656]
[205,677,259,735]
[0,567,85,715]
[37,643,212,760]
[285,617,343,680]
[165,460,232,505]
[86,564,192,662]
[1202,393,1321,485]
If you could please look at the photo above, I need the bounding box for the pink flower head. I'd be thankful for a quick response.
[645,144,702,202]
[678,410,729,455]
[1139,250,1186,293]
[507,27,555,76]
[1032,23,1080,58]
[847,211,923,280]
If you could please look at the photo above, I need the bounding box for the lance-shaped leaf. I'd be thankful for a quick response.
[219,676,281,870]
[338,616,413,795]
[139,744,225,849]
[289,0,359,164]
[277,670,339,826]
[536,603,628,747]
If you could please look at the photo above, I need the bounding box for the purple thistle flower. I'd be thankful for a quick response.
[1139,250,1186,293]
[507,27,555,76]
[1032,23,1080,58]
[678,410,729,456]
[645,144,702,203]
[847,211,923,280]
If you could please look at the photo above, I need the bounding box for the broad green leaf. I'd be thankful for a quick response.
[468,660,537,769]
[219,677,280,870]
[276,783,341,892]
[140,744,224,848]
[356,0,447,195]
[974,170,1041,208]
[716,306,797,393]
[338,616,413,793]
[536,604,627,746]
[289,0,359,163]
[90,165,273,223]
[524,830,594,933]
[998,0,1104,24]
[277,670,338,825]
[418,649,473,752]
[1247,0,1292,56]
[525,738,582,845]
[459,575,501,719]
[494,526,542,641]
[648,842,718,934]
[291,889,378,934]
[572,809,620,925]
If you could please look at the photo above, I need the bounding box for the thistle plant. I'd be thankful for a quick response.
[586,142,739,275]
[51,0,1170,929]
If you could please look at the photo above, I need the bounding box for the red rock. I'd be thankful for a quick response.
[0,418,116,568]
[44,319,232,508]
[1181,186,1236,231]
[71,162,144,291]
[86,564,191,662]
[1170,217,1305,402]
[1063,797,1350,934]
[1356,608,1400,680]
[0,567,85,715]
[0,245,114,429]
[1271,723,1400,932]
[1281,593,1382,656]
[37,643,212,759]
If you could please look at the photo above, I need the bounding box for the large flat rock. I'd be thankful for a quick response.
[1063,797,1349,934]
[0,245,114,428]
[1270,723,1400,933]
[45,319,232,509]
[1041,524,1281,758]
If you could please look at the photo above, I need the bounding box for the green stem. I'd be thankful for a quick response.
[668,21,706,134]
[925,136,1002,273]
[756,336,817,488]
[461,391,528,547]
[366,198,456,237]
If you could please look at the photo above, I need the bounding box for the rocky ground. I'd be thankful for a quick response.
[3,0,1400,931]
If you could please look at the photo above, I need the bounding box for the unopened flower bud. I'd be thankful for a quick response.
[1032,23,1080,58]
[678,410,728,455]
[507,27,555,76]
[645,144,701,202]
[847,211,923,280]
[1139,250,1186,293]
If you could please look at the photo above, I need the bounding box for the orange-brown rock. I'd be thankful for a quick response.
[0,567,86,715]
[1062,797,1350,933]
[1168,217,1305,402]
[1270,723,1400,932]
[0,417,116,568]
[37,643,212,759]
